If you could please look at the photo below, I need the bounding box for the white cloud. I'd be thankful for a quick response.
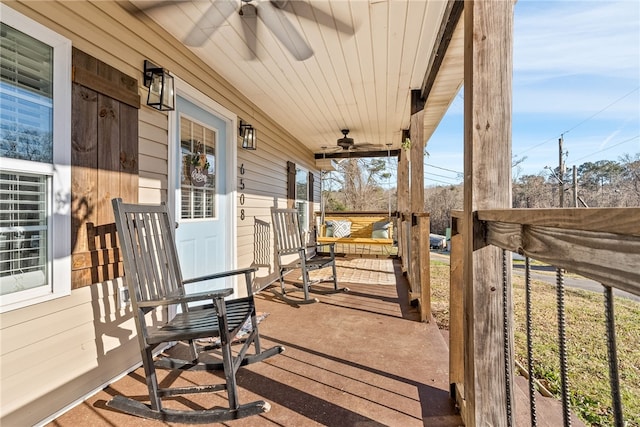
[513,86,639,116]
[514,1,640,81]
[599,130,620,149]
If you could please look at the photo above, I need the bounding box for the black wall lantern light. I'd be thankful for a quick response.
[143,60,175,111]
[239,119,257,150]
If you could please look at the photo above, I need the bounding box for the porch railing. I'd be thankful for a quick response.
[397,212,432,322]
[449,208,640,426]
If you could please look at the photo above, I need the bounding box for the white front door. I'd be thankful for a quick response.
[173,94,233,293]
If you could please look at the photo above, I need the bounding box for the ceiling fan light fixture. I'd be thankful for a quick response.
[337,129,354,149]
[239,3,257,17]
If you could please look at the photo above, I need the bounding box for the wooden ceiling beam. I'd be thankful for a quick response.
[420,0,464,101]
[314,149,400,159]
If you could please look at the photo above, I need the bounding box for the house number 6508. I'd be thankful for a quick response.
[239,164,246,220]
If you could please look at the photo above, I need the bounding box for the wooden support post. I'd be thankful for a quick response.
[409,99,425,302]
[417,213,431,322]
[397,146,410,270]
[449,212,464,398]
[463,1,515,425]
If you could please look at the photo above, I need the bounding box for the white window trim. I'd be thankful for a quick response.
[0,4,72,313]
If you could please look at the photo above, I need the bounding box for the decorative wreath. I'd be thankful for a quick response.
[189,141,210,170]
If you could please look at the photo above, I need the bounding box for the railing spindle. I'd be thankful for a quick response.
[604,285,624,426]
[502,249,513,427]
[525,256,537,426]
[556,267,571,427]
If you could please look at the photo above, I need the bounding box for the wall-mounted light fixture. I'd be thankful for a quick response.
[239,119,257,150]
[143,60,175,111]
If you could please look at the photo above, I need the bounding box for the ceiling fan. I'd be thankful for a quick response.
[133,0,353,61]
[319,129,382,154]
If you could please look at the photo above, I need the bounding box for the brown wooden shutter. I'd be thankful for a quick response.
[287,161,296,201]
[70,48,140,288]
[308,171,314,201]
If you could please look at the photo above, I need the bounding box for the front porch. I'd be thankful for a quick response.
[48,257,461,426]
[47,256,591,426]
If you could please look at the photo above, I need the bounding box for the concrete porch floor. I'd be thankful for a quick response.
[48,257,462,426]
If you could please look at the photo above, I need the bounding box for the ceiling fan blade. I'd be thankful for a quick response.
[257,0,313,61]
[317,146,342,154]
[352,143,384,151]
[270,0,288,8]
[276,1,354,35]
[239,4,258,60]
[128,0,192,14]
[184,0,237,47]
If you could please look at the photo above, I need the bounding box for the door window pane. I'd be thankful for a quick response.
[180,115,216,219]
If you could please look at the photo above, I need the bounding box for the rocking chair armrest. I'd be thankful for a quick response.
[307,242,336,257]
[136,288,234,308]
[182,267,259,285]
[307,242,335,250]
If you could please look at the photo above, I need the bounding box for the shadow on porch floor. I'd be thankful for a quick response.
[49,258,461,427]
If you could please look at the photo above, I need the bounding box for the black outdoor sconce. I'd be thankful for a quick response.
[143,60,175,111]
[239,119,257,150]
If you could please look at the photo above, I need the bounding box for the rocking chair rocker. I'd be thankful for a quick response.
[107,198,284,423]
[270,207,348,304]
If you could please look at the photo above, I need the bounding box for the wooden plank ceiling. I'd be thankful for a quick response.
[131,0,464,155]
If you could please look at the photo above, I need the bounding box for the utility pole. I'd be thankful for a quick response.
[558,135,565,207]
[573,165,578,208]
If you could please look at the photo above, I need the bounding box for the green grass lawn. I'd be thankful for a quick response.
[430,260,640,426]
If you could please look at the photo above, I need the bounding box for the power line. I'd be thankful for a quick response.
[562,86,639,136]
[515,86,640,157]
[516,136,557,157]
[425,171,461,181]
[425,176,461,186]
[425,163,463,175]
[571,134,639,163]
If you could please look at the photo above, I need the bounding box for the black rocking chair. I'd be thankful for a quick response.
[107,198,284,424]
[270,207,348,304]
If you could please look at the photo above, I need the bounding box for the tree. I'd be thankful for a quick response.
[512,154,528,182]
[618,153,640,206]
[577,160,623,189]
[424,185,463,235]
[323,157,395,212]
[513,174,554,208]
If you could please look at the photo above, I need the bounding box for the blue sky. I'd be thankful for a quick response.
[423,0,640,186]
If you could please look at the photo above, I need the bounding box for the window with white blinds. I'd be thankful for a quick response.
[0,21,54,163]
[0,4,71,313]
[0,172,48,293]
